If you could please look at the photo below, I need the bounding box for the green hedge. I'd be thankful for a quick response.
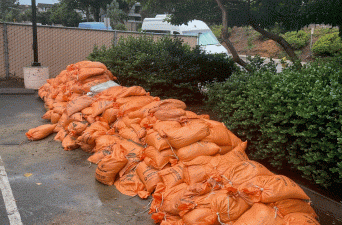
[282,30,310,50]
[206,56,342,187]
[88,35,237,103]
[313,32,342,56]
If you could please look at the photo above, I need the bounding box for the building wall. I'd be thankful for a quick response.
[0,23,197,79]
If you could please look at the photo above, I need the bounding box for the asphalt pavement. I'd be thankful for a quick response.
[0,93,154,225]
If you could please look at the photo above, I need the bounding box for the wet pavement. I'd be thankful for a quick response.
[0,93,341,225]
[0,94,154,225]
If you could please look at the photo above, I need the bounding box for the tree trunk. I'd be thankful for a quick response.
[248,18,301,68]
[94,7,100,22]
[215,0,251,72]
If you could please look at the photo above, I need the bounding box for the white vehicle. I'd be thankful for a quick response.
[141,14,229,55]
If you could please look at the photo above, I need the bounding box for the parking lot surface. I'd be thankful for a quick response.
[0,94,154,225]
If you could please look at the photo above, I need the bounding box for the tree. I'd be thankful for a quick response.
[50,2,82,27]
[139,0,304,70]
[0,0,19,22]
[106,0,128,29]
[300,0,342,37]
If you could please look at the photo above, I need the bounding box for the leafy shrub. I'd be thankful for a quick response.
[206,56,342,187]
[282,30,310,49]
[312,32,342,56]
[88,35,237,103]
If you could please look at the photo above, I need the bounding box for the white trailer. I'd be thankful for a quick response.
[141,14,229,55]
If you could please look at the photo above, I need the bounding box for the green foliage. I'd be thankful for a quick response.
[312,32,342,56]
[210,24,223,42]
[282,30,310,49]
[88,35,237,103]
[206,55,342,187]
[313,27,339,37]
[113,23,127,30]
[106,0,128,29]
[50,2,82,27]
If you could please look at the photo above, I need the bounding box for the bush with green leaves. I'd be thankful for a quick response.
[88,35,237,103]
[312,32,342,56]
[206,56,342,188]
[282,30,310,50]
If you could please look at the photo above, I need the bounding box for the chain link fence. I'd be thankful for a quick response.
[0,22,197,79]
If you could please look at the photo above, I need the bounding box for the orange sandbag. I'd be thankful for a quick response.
[81,107,93,115]
[95,147,128,186]
[143,146,174,170]
[67,121,88,136]
[140,115,158,129]
[269,199,317,218]
[154,108,186,121]
[210,192,250,222]
[52,102,68,114]
[145,129,170,151]
[79,142,94,153]
[284,213,320,225]
[77,121,109,146]
[42,110,52,120]
[81,80,109,93]
[69,112,85,122]
[87,149,112,164]
[93,135,121,152]
[239,175,310,204]
[100,108,118,125]
[116,85,147,98]
[136,161,161,193]
[75,60,107,70]
[91,100,113,117]
[176,141,221,162]
[97,85,126,99]
[149,99,187,114]
[164,120,210,149]
[50,112,62,124]
[130,123,146,139]
[119,127,141,144]
[182,208,218,225]
[80,73,110,84]
[54,92,69,102]
[221,160,274,187]
[234,203,285,225]
[121,116,142,128]
[215,141,249,173]
[65,95,93,116]
[127,100,161,119]
[158,163,184,189]
[114,170,149,199]
[119,96,156,115]
[26,124,57,141]
[120,138,144,160]
[54,128,68,142]
[77,67,105,81]
[156,183,189,215]
[62,134,79,151]
[153,121,182,137]
[153,213,183,225]
[202,119,238,146]
[182,155,215,185]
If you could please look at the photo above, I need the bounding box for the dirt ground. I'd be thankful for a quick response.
[228,26,318,61]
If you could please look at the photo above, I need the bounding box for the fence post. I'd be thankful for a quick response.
[3,23,10,79]
[114,30,117,46]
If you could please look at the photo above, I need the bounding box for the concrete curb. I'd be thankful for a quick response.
[0,88,36,95]
[300,184,342,222]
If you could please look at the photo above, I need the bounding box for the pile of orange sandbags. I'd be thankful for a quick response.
[26,61,320,225]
